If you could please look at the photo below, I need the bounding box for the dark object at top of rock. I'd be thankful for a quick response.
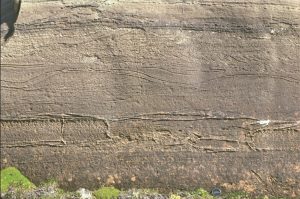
[1,0,22,42]
[211,187,222,197]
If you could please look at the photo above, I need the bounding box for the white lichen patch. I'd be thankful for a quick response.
[77,188,93,199]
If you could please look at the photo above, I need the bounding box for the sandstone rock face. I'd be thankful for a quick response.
[1,0,300,196]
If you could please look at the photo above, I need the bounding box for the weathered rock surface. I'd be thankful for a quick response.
[1,0,300,197]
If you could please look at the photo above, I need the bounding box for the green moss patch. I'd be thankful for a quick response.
[1,167,36,193]
[191,188,214,198]
[170,194,181,199]
[93,186,121,199]
[224,191,253,199]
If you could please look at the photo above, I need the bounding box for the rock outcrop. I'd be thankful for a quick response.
[1,0,299,197]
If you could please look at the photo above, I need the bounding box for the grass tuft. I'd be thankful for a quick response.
[170,193,181,199]
[225,191,250,199]
[191,188,214,199]
[1,167,36,193]
[93,186,121,199]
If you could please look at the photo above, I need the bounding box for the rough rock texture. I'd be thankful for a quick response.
[1,0,300,197]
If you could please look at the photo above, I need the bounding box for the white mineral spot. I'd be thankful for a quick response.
[257,120,270,126]
[82,55,98,63]
[270,29,275,34]
[77,188,93,199]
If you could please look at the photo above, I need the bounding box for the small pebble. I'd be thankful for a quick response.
[211,187,222,196]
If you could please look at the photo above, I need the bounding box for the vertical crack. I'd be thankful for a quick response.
[61,118,66,145]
